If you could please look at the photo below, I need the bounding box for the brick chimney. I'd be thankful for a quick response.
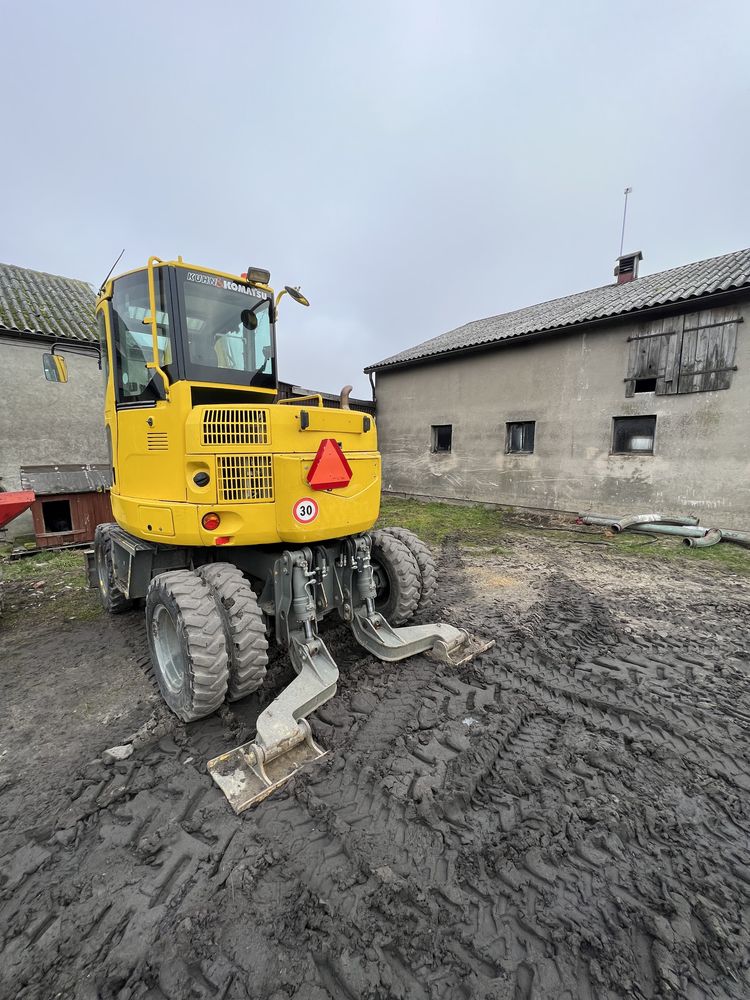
[614,250,643,284]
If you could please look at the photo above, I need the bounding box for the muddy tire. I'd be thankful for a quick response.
[197,563,268,701]
[381,527,437,612]
[94,523,134,614]
[369,529,421,625]
[145,570,229,722]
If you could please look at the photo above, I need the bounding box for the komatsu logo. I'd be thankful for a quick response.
[186,272,270,299]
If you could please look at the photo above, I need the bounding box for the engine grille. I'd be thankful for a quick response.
[202,407,269,446]
[217,455,274,502]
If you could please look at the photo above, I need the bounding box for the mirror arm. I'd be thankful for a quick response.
[275,288,289,309]
[50,341,102,370]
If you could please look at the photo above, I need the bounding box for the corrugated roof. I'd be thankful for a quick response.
[366,248,750,372]
[20,464,112,495]
[0,262,97,342]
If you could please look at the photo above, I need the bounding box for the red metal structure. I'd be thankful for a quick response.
[0,491,35,531]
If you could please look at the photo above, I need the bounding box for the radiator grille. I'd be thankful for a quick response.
[202,407,269,446]
[217,455,274,502]
[147,432,169,451]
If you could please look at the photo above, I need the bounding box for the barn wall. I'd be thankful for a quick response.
[374,299,750,528]
[0,337,108,538]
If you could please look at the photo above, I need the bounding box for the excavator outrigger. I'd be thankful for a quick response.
[43,256,491,811]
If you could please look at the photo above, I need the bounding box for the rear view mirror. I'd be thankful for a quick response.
[284,286,310,307]
[241,308,259,331]
[42,353,68,383]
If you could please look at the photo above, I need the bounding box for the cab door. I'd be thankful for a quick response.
[109,267,184,515]
[96,304,118,495]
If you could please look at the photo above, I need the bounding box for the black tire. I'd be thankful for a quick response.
[369,530,422,626]
[94,523,134,614]
[197,563,268,701]
[381,527,437,613]
[145,570,229,722]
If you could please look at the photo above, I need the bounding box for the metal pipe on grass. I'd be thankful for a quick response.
[683,528,722,548]
[721,530,750,549]
[612,514,701,533]
[628,524,708,538]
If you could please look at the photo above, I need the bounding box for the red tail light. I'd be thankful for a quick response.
[202,512,221,530]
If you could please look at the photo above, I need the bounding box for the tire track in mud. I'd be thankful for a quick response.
[1,560,749,999]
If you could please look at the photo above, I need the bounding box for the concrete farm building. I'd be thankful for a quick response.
[366,249,750,527]
[0,263,109,541]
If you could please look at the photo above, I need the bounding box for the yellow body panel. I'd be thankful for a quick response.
[98,262,379,549]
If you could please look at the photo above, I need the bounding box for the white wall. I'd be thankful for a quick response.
[0,337,108,538]
[375,303,750,528]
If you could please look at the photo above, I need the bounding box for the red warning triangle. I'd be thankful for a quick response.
[307,438,353,491]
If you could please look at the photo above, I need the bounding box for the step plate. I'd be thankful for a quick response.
[208,738,326,813]
[428,634,496,667]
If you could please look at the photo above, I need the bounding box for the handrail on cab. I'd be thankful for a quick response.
[145,255,171,401]
[278,394,323,407]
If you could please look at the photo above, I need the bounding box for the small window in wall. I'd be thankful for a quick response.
[612,415,656,455]
[633,377,657,393]
[431,424,452,453]
[41,498,73,533]
[506,421,535,454]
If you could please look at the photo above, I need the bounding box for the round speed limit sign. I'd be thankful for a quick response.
[293,497,319,524]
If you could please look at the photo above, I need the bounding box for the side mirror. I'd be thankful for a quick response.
[42,353,68,383]
[241,308,259,331]
[285,286,310,307]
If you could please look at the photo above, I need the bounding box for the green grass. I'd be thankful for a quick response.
[0,549,102,627]
[377,497,750,574]
[377,498,506,547]
[600,529,750,573]
[0,549,88,584]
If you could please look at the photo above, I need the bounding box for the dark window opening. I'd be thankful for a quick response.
[612,415,656,455]
[506,421,535,454]
[431,424,452,453]
[634,377,657,393]
[42,498,73,533]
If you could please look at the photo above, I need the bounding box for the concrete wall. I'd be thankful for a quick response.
[374,300,750,529]
[0,336,108,538]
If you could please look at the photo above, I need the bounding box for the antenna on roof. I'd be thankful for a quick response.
[619,187,632,256]
[98,249,125,294]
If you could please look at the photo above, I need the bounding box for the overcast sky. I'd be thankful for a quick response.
[2,1,749,397]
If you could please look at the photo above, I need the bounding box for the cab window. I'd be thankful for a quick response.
[110,269,173,404]
[177,270,275,389]
[96,309,110,386]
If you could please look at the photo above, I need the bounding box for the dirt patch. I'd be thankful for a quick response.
[1,535,749,999]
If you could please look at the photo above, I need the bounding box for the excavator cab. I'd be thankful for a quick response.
[44,256,492,811]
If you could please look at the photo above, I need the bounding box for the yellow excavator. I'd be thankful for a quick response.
[43,256,491,811]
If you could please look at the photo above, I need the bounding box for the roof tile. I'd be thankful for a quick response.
[366,248,750,371]
[0,262,97,342]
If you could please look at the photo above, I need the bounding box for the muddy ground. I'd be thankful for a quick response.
[1,531,749,999]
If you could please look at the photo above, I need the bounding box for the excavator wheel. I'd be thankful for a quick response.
[369,529,422,625]
[197,563,269,701]
[94,523,134,615]
[380,527,437,613]
[145,570,229,722]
